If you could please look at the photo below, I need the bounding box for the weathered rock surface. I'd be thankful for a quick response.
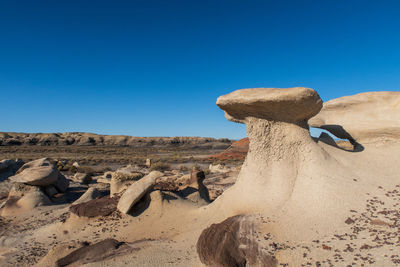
[70,196,118,218]
[217,87,322,123]
[309,91,400,143]
[8,158,69,191]
[9,165,59,186]
[197,215,276,267]
[117,171,163,214]
[15,157,52,174]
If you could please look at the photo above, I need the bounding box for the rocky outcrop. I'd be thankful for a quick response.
[213,87,325,211]
[309,91,400,143]
[117,171,164,214]
[1,158,70,215]
[208,138,249,161]
[197,215,276,267]
[0,132,232,149]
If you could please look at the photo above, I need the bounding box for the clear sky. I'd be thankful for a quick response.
[1,0,399,139]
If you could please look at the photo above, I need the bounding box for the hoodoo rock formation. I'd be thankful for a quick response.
[309,91,400,143]
[211,87,331,214]
[197,87,400,266]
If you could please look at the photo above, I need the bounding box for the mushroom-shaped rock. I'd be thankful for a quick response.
[206,86,384,244]
[117,171,164,214]
[212,87,327,212]
[309,91,400,143]
[217,87,322,124]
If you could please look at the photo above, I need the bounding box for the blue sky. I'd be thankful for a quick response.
[1,0,399,139]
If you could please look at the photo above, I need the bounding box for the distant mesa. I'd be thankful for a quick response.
[0,132,232,149]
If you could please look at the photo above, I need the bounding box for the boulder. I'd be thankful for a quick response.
[197,215,275,267]
[117,171,163,214]
[309,91,400,143]
[9,165,59,186]
[53,174,70,192]
[73,172,92,185]
[16,157,53,174]
[73,187,101,205]
[70,197,118,218]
